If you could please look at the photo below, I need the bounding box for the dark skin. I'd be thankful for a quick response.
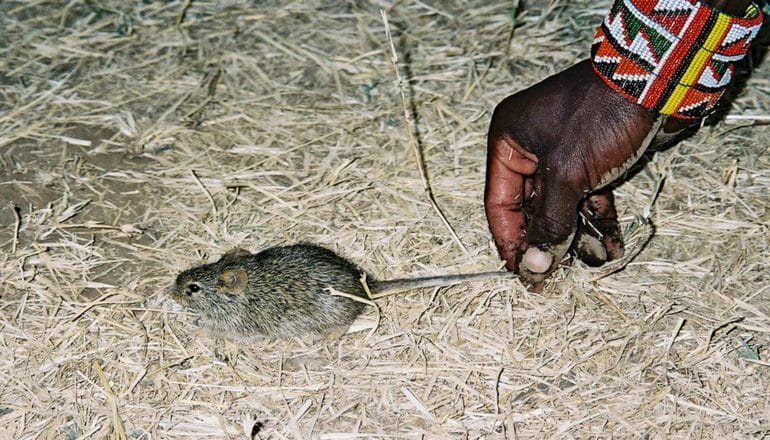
[484,0,755,286]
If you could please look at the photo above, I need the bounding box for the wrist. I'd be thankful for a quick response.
[591,0,763,119]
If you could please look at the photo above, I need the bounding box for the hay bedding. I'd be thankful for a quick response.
[0,0,768,438]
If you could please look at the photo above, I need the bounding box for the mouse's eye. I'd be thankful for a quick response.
[186,283,201,295]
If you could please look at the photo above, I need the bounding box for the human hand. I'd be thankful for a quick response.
[484,60,679,286]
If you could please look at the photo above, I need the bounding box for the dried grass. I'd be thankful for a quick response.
[1,0,768,438]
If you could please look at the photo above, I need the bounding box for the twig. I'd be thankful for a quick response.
[359,273,381,339]
[190,169,218,217]
[380,10,469,255]
[92,359,128,440]
[724,114,770,122]
[504,0,521,55]
[664,317,686,352]
[184,67,221,120]
[10,203,21,253]
[177,0,193,26]
[326,272,381,339]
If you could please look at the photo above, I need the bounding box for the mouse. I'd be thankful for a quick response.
[169,243,517,340]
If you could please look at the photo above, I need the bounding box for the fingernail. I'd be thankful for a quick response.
[522,247,553,273]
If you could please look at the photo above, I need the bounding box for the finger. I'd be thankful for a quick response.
[583,188,624,260]
[519,167,584,283]
[484,134,538,271]
[573,187,624,266]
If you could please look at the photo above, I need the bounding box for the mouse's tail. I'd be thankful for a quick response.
[369,271,518,297]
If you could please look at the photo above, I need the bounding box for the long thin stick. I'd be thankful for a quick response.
[190,169,218,217]
[380,10,469,255]
[11,204,21,253]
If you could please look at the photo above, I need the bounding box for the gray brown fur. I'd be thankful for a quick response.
[171,243,515,339]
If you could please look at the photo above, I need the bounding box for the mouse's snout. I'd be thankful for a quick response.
[167,285,183,303]
[167,276,191,303]
[168,270,209,307]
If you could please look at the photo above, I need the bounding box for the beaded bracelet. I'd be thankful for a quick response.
[591,0,764,119]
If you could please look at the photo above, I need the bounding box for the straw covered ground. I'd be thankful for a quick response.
[1,0,769,438]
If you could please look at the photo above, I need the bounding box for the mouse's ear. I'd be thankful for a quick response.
[222,247,251,258]
[218,268,249,295]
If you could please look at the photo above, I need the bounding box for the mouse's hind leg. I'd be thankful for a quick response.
[282,327,356,371]
[322,326,351,344]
